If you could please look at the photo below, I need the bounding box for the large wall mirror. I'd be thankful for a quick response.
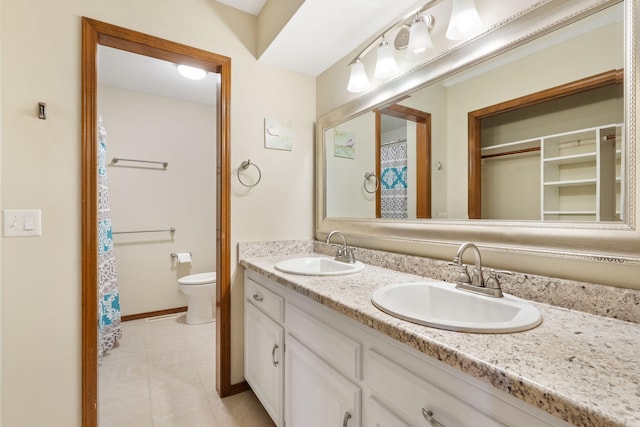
[316,0,639,264]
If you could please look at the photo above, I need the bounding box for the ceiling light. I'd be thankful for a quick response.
[177,64,207,80]
[407,14,434,59]
[347,60,371,93]
[446,0,483,41]
[374,38,399,79]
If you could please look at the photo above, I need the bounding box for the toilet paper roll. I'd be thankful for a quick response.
[176,252,192,264]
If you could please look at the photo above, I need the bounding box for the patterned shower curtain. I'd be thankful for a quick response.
[98,116,122,359]
[380,143,408,218]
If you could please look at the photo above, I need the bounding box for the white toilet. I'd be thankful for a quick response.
[177,272,217,325]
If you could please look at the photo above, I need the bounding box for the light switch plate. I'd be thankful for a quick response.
[3,209,42,237]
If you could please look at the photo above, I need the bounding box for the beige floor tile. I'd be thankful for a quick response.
[150,381,213,423]
[99,394,153,427]
[212,391,276,427]
[153,410,217,427]
[99,315,270,427]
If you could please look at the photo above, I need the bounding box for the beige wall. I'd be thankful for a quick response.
[0,1,315,426]
[99,86,217,316]
[325,112,376,218]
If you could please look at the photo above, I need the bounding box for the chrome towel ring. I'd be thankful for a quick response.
[238,159,262,187]
[363,172,380,193]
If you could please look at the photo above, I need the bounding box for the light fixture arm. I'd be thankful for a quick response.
[347,5,435,66]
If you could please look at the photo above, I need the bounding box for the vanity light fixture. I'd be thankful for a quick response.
[445,0,483,40]
[346,0,483,93]
[177,64,207,80]
[347,59,371,93]
[407,13,434,59]
[374,37,400,79]
[346,5,434,93]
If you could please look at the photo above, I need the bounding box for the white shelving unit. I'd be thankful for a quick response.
[541,124,622,221]
[481,123,623,221]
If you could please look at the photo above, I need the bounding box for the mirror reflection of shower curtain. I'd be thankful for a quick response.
[380,142,408,218]
[97,116,122,359]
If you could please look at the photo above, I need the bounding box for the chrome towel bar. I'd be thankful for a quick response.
[112,157,168,169]
[113,227,175,235]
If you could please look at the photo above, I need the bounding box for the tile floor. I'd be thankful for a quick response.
[99,314,275,427]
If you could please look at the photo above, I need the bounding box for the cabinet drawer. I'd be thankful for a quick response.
[367,349,505,427]
[287,302,361,379]
[245,277,284,323]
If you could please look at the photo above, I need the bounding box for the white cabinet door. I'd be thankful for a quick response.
[285,334,361,427]
[366,396,411,427]
[244,302,284,426]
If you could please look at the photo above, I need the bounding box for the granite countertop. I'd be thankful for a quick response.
[239,250,640,427]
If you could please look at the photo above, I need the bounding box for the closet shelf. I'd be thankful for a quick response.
[543,152,597,165]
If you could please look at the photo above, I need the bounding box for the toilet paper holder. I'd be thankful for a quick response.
[171,252,192,259]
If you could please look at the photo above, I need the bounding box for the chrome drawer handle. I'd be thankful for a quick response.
[422,408,445,427]
[271,344,279,367]
[342,411,352,427]
[252,293,263,302]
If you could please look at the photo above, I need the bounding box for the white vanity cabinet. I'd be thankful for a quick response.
[244,277,284,426]
[243,269,571,427]
[285,335,361,427]
[365,349,505,426]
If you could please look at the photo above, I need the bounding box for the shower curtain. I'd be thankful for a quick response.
[380,143,408,218]
[98,116,122,359]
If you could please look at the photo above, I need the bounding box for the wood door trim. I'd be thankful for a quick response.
[467,69,623,219]
[81,18,233,427]
[376,104,432,218]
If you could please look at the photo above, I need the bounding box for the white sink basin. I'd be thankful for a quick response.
[371,281,542,333]
[274,257,365,276]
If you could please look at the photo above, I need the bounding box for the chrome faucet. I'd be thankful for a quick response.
[450,242,510,298]
[325,231,356,264]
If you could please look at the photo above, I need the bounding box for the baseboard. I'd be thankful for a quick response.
[121,306,187,322]
[227,380,251,396]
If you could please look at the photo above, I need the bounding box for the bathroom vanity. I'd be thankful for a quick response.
[240,242,640,427]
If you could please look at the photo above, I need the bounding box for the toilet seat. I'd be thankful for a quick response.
[178,272,216,285]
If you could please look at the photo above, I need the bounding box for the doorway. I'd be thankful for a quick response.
[375,104,431,218]
[82,18,233,427]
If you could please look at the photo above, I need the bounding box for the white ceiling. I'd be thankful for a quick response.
[255,0,421,76]
[98,46,218,106]
[98,0,424,104]
[216,0,267,16]
[214,0,422,74]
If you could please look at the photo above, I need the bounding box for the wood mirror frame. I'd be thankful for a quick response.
[81,18,235,427]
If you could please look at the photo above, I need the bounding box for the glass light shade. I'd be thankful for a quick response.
[446,0,483,41]
[347,60,371,93]
[406,17,433,59]
[177,64,207,80]
[374,40,399,79]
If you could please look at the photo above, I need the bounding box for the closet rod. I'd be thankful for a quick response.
[112,157,168,168]
[113,227,175,235]
[482,147,540,159]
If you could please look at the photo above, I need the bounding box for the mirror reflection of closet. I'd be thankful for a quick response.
[97,45,218,422]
